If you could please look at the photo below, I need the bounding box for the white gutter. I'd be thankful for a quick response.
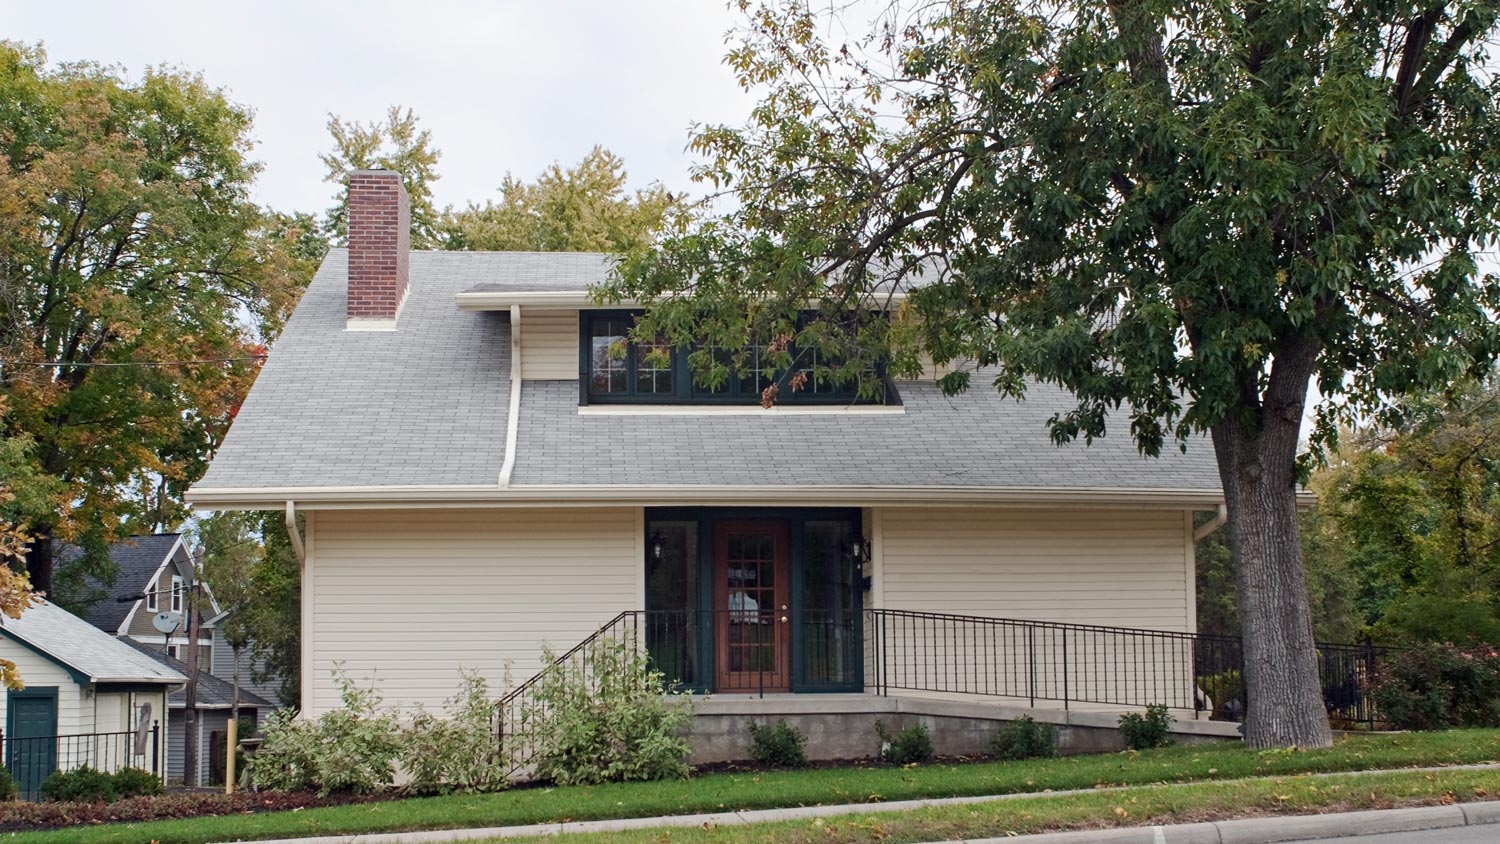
[188,484,1265,511]
[284,501,306,566]
[498,304,523,486]
[1193,503,1229,541]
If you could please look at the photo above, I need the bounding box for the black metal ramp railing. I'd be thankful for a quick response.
[496,608,1390,772]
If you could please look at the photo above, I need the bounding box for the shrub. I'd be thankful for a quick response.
[40,767,115,803]
[249,708,317,792]
[748,720,808,768]
[525,637,693,785]
[1371,642,1500,730]
[0,766,15,802]
[990,716,1057,760]
[249,669,401,795]
[1119,704,1174,750]
[402,671,512,795]
[109,767,162,799]
[876,721,934,765]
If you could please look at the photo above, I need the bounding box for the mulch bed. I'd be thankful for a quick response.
[0,790,381,831]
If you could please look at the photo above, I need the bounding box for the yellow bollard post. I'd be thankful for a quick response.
[225,717,237,795]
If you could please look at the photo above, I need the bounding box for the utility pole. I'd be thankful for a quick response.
[183,572,200,788]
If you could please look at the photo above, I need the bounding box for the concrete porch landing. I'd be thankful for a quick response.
[687,692,1241,765]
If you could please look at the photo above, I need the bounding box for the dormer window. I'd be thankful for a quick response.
[580,310,886,405]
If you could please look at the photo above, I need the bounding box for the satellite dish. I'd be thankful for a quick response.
[152,612,183,634]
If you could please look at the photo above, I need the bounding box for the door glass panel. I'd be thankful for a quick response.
[803,520,858,687]
[723,527,779,688]
[645,520,699,687]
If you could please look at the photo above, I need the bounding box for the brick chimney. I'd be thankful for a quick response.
[346,169,410,329]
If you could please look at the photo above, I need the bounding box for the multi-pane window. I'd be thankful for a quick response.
[581,311,883,405]
[588,317,629,395]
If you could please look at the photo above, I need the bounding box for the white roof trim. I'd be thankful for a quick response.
[187,482,1262,511]
[454,290,914,311]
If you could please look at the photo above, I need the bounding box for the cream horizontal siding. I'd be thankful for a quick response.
[878,507,1192,630]
[873,506,1196,709]
[0,646,89,736]
[520,309,579,380]
[306,508,639,715]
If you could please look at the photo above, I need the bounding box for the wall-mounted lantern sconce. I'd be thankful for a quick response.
[649,531,665,562]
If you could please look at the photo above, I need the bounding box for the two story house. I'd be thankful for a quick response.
[187,170,1233,758]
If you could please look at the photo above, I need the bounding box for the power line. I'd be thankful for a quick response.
[1,355,266,369]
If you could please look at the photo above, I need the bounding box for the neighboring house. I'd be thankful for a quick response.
[121,640,274,786]
[71,534,286,782]
[210,625,286,709]
[72,534,215,664]
[186,171,1234,753]
[0,599,180,798]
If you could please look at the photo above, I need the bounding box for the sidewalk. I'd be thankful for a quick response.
[219,763,1500,844]
[953,802,1500,843]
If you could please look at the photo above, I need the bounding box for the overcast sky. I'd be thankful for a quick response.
[8,0,758,215]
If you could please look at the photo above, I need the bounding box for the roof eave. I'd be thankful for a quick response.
[454,290,914,311]
[186,482,1257,511]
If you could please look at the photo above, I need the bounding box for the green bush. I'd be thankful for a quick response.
[525,637,694,785]
[1119,704,1174,750]
[1371,642,1500,730]
[402,671,512,795]
[990,716,1057,760]
[40,766,115,803]
[748,720,808,768]
[109,767,162,799]
[876,721,934,765]
[0,766,17,801]
[249,669,401,795]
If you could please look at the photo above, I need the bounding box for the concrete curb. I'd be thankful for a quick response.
[956,801,1500,843]
[213,762,1500,844]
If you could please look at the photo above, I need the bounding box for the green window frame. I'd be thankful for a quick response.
[578,310,893,406]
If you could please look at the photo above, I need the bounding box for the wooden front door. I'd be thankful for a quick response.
[713,520,791,692]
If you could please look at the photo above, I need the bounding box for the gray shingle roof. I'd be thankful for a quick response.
[199,250,511,489]
[66,534,182,633]
[195,249,1221,497]
[0,599,185,684]
[457,251,616,293]
[119,639,275,710]
[512,380,1219,489]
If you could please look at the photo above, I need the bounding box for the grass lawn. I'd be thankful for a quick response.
[9,730,1500,844]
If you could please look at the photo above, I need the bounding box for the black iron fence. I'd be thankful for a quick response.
[864,609,1389,725]
[1,725,160,801]
[496,608,1392,771]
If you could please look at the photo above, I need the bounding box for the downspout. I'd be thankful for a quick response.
[1193,503,1228,542]
[499,304,523,487]
[284,500,306,567]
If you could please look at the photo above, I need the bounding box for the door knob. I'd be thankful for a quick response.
[780,616,788,623]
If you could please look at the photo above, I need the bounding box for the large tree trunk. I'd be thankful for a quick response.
[1209,335,1333,749]
[23,525,53,598]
